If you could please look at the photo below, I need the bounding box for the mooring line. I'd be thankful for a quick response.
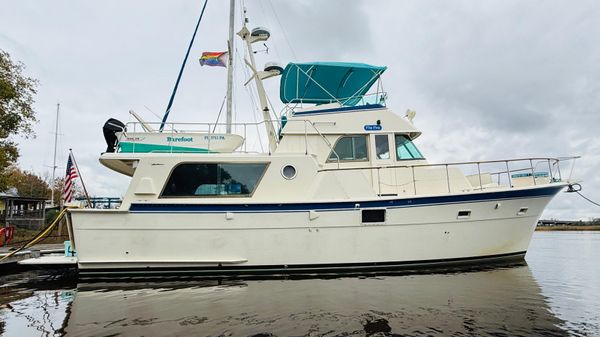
[0,208,68,262]
[576,191,600,207]
[567,183,600,207]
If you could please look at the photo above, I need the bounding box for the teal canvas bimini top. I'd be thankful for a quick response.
[280,62,387,106]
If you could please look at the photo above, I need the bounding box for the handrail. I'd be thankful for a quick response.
[117,119,339,157]
[304,120,340,167]
[317,156,580,172]
[280,92,388,109]
[317,156,579,196]
[112,121,581,196]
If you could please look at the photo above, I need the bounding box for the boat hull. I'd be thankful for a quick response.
[69,185,563,276]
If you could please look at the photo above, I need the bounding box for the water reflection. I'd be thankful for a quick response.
[0,264,572,336]
[527,232,600,336]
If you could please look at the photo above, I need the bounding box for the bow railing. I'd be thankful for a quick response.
[318,156,580,196]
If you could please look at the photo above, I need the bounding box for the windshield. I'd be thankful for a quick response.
[395,135,424,160]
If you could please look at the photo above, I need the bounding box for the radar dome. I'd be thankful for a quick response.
[251,27,271,39]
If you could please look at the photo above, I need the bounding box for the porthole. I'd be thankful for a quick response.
[281,164,297,180]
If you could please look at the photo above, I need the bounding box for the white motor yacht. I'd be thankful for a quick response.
[64,6,577,277]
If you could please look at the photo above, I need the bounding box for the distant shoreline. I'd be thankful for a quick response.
[535,225,600,231]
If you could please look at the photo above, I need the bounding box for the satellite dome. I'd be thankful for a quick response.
[264,62,284,74]
[251,27,271,39]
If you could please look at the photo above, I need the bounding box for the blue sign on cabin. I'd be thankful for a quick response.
[364,124,382,131]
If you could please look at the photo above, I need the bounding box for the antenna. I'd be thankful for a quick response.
[51,103,60,207]
[253,43,269,54]
[405,109,417,123]
[225,0,235,134]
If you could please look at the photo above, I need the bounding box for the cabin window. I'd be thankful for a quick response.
[375,134,390,159]
[395,134,424,160]
[327,135,368,162]
[161,163,268,197]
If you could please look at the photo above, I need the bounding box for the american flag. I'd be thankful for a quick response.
[62,153,79,203]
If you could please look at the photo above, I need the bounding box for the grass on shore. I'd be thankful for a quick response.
[3,226,69,248]
[536,225,600,231]
[2,210,69,248]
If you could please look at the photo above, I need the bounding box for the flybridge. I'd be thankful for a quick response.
[280,62,387,106]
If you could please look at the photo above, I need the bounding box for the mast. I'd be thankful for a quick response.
[225,0,235,134]
[159,0,209,132]
[51,103,60,206]
[238,11,278,154]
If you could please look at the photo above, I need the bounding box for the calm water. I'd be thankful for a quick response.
[1,232,599,336]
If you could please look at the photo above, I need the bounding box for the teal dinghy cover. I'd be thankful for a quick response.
[280,62,387,106]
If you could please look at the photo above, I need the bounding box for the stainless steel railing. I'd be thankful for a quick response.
[280,92,388,115]
[116,119,338,156]
[318,156,580,196]
[113,122,580,196]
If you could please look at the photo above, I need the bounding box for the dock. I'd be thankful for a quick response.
[0,243,65,266]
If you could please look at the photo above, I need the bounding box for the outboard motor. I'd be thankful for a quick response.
[102,118,126,152]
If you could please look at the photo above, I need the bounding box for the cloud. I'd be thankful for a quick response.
[249,0,373,62]
[367,0,600,219]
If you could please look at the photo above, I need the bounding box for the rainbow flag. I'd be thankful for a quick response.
[199,51,228,67]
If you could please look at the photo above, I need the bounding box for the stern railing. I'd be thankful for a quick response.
[115,119,337,156]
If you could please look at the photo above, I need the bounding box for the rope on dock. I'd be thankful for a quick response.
[0,208,68,262]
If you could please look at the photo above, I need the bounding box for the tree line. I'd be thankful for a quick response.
[1,49,62,200]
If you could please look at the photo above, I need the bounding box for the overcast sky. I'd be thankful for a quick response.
[1,0,598,220]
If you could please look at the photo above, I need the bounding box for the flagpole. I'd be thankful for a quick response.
[225,0,235,134]
[69,149,92,208]
[51,103,60,207]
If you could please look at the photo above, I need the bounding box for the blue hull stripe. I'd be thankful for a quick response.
[129,185,563,213]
